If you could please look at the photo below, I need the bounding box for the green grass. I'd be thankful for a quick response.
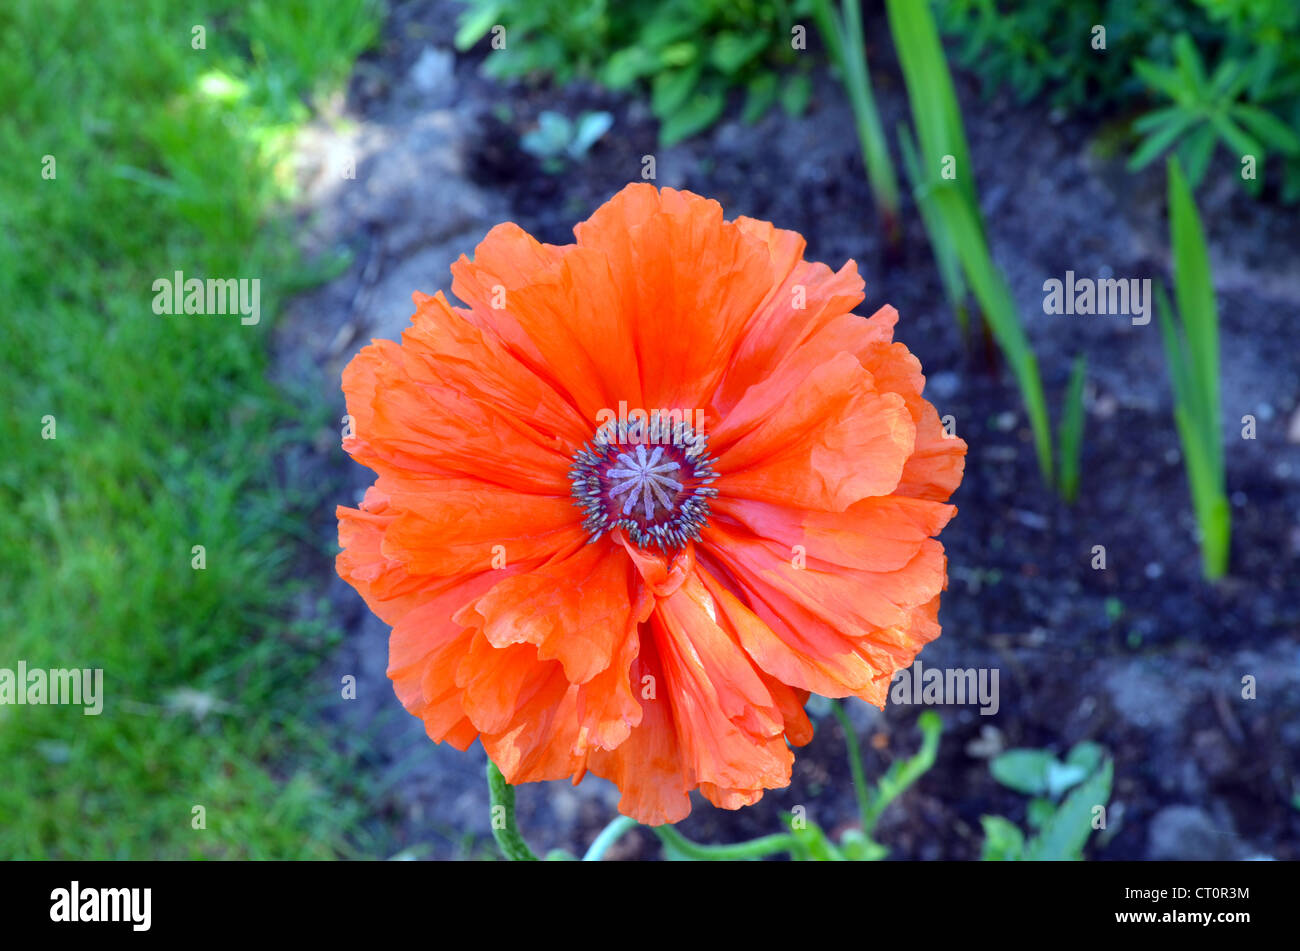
[1156,157,1230,580]
[886,0,1102,497]
[811,0,902,243]
[885,0,1054,486]
[0,0,380,858]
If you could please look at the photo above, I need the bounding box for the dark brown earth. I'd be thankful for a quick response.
[277,0,1300,860]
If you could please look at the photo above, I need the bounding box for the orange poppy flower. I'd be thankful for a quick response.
[336,184,966,825]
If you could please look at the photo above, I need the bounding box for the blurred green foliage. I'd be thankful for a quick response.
[982,742,1114,860]
[935,0,1206,110]
[1130,31,1300,197]
[936,0,1300,199]
[811,0,902,240]
[455,0,815,144]
[1156,158,1231,580]
[886,0,1058,487]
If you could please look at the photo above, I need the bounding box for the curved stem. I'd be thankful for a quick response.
[583,815,639,861]
[653,823,796,860]
[863,710,942,829]
[830,699,872,830]
[486,761,538,861]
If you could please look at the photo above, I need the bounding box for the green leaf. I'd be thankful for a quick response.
[1233,104,1300,154]
[1133,58,1188,102]
[639,12,699,51]
[1155,281,1192,412]
[1156,222,1229,582]
[927,183,1054,483]
[1211,114,1263,162]
[1128,111,1200,171]
[569,111,613,157]
[1066,741,1106,776]
[658,86,726,145]
[780,73,812,117]
[814,0,900,229]
[1247,42,1279,100]
[711,31,768,76]
[659,41,699,69]
[454,3,502,51]
[601,47,659,90]
[989,748,1056,796]
[1134,105,1187,135]
[838,828,888,861]
[520,110,573,158]
[1179,122,1219,187]
[1026,797,1057,829]
[741,73,778,125]
[1022,760,1113,860]
[979,816,1025,861]
[782,814,845,861]
[1207,58,1236,98]
[1045,760,1089,798]
[1172,34,1208,94]
[886,0,979,212]
[1168,155,1222,479]
[651,64,702,117]
[899,122,967,330]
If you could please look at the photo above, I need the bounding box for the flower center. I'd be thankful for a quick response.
[570,419,717,552]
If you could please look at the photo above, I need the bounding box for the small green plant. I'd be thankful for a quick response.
[897,126,968,332]
[499,707,944,861]
[455,0,813,145]
[498,717,1121,863]
[1129,33,1300,190]
[810,0,901,242]
[656,706,942,861]
[1155,157,1231,579]
[936,0,1218,112]
[937,0,1300,202]
[981,742,1114,860]
[519,109,613,172]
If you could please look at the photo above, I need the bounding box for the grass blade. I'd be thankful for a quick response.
[929,183,1054,483]
[1159,158,1230,578]
[1168,157,1223,484]
[899,122,968,333]
[811,0,901,240]
[885,0,978,214]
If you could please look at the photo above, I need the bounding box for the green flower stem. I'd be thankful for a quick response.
[653,823,796,860]
[863,711,943,829]
[486,761,538,861]
[583,815,640,861]
[830,699,872,830]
